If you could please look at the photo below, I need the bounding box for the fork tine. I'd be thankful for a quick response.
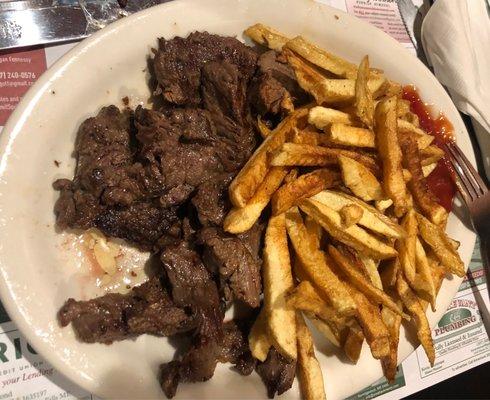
[447,141,488,195]
[445,149,478,203]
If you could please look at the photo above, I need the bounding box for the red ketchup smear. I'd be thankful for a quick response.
[402,85,457,211]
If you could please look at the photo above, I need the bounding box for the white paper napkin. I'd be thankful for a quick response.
[421,0,490,178]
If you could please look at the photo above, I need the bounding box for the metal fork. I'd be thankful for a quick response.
[443,141,489,270]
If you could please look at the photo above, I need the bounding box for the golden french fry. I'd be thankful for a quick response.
[300,199,397,260]
[349,288,391,359]
[375,96,408,217]
[358,254,383,290]
[284,168,299,184]
[397,99,411,117]
[397,119,434,150]
[398,209,418,283]
[306,313,344,347]
[340,204,363,227]
[343,319,365,363]
[328,123,375,148]
[301,199,398,259]
[412,237,437,311]
[257,117,271,139]
[271,169,340,215]
[380,80,402,98]
[296,313,327,400]
[286,50,386,104]
[286,207,357,315]
[305,215,323,249]
[381,300,402,382]
[292,129,330,147]
[229,107,308,208]
[308,106,357,129]
[420,145,445,166]
[311,191,405,239]
[249,308,272,362]
[422,163,438,177]
[244,23,289,51]
[270,143,379,174]
[380,257,400,289]
[263,214,297,360]
[355,56,374,128]
[400,133,448,225]
[415,213,465,277]
[224,167,288,234]
[396,271,435,366]
[328,246,408,319]
[420,256,446,311]
[286,281,347,326]
[286,35,358,79]
[338,155,384,201]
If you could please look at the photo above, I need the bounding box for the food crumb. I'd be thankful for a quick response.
[130,271,137,277]
[51,90,56,95]
[122,96,130,107]
[335,15,339,20]
[126,284,131,289]
[54,160,61,167]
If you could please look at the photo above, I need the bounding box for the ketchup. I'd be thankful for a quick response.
[402,85,457,211]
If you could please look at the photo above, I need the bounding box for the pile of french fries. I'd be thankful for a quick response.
[225,24,465,399]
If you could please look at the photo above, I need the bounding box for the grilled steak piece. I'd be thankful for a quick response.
[159,241,224,398]
[58,277,194,344]
[197,227,261,308]
[191,173,234,227]
[256,348,297,398]
[218,320,256,376]
[153,32,257,106]
[249,50,307,115]
[53,106,142,230]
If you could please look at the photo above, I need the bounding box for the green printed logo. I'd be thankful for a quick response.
[434,308,476,337]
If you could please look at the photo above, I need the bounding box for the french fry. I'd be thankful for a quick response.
[305,215,323,249]
[292,129,331,146]
[420,256,447,311]
[270,143,379,174]
[308,106,357,129]
[224,167,288,234]
[296,313,327,400]
[375,96,408,217]
[412,237,437,311]
[397,99,411,117]
[355,56,374,128]
[229,107,307,207]
[349,288,391,359]
[422,163,438,177]
[244,23,289,51]
[285,35,358,79]
[311,191,405,239]
[286,50,386,104]
[375,198,393,212]
[328,123,375,148]
[285,207,357,315]
[398,209,418,283]
[271,168,340,215]
[284,168,299,184]
[300,199,397,259]
[415,213,465,277]
[381,300,402,382]
[306,312,344,347]
[257,117,271,138]
[343,319,365,363]
[358,254,383,290]
[263,214,297,360]
[328,245,408,319]
[420,145,445,166]
[380,258,400,289]
[396,272,435,366]
[340,204,363,227]
[400,133,448,225]
[249,309,272,362]
[286,281,346,326]
[398,119,434,150]
[338,155,384,201]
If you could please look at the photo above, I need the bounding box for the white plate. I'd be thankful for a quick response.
[0,0,476,399]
